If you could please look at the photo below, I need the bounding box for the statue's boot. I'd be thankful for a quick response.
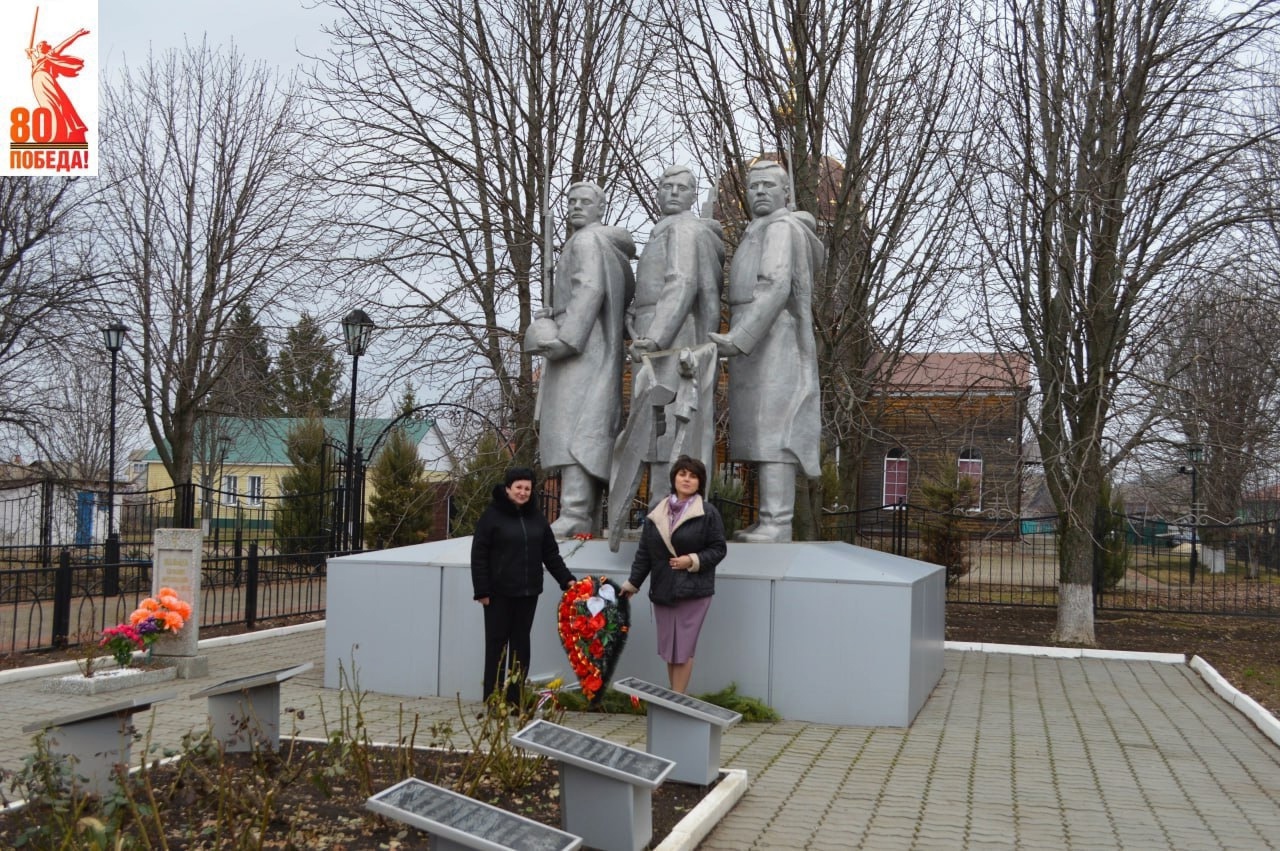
[551,465,600,538]
[734,462,795,543]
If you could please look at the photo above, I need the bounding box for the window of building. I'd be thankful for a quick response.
[247,475,264,506]
[958,448,983,509]
[884,449,909,507]
[222,475,238,506]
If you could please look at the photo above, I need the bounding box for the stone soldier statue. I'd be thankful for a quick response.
[623,166,724,486]
[710,160,825,543]
[525,182,635,537]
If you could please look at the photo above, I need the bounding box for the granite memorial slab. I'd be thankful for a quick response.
[613,676,741,785]
[513,719,673,851]
[151,528,208,677]
[190,662,313,752]
[366,777,582,851]
[23,691,177,797]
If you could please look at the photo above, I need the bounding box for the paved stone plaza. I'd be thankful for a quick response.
[1,625,1277,849]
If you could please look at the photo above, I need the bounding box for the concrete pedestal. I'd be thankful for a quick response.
[326,539,944,726]
[560,763,651,851]
[191,663,313,752]
[23,692,175,797]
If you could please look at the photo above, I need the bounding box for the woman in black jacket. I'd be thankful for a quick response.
[471,467,576,704]
[620,456,727,693]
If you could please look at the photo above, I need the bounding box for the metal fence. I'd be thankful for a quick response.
[0,544,331,655]
[821,504,1280,617]
[0,480,344,655]
[6,487,1278,656]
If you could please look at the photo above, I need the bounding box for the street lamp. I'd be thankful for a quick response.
[1179,442,1204,585]
[101,320,129,595]
[341,309,376,551]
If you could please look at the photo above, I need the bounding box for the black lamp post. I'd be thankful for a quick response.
[1179,442,1204,585]
[101,320,129,595]
[341,309,376,551]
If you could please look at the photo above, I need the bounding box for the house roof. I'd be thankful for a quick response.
[883,352,1032,394]
[141,417,436,466]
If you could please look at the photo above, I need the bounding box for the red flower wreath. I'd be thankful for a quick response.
[556,575,630,702]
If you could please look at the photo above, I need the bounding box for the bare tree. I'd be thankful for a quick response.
[968,0,1277,642]
[1155,268,1280,524]
[0,177,94,448]
[308,0,678,463]
[36,344,146,483]
[94,43,333,495]
[664,0,979,533]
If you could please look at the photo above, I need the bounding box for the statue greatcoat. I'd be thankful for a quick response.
[722,207,824,477]
[536,223,636,480]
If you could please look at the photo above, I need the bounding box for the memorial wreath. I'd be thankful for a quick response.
[556,575,630,702]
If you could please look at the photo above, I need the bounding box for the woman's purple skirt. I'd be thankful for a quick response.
[653,596,713,664]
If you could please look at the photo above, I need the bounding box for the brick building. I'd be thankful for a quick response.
[860,352,1032,514]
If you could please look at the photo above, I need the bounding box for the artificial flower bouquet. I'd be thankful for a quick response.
[557,575,630,702]
[99,587,193,668]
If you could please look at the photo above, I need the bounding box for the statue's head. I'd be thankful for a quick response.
[657,166,698,216]
[746,161,790,218]
[566,182,605,230]
[36,40,51,54]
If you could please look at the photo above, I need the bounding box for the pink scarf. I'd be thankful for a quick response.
[667,493,694,526]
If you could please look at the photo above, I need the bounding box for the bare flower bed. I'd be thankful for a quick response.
[1,736,709,849]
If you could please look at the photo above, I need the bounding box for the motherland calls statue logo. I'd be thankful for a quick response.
[4,1,97,176]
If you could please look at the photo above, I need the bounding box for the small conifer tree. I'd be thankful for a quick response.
[366,428,437,549]
[273,417,334,559]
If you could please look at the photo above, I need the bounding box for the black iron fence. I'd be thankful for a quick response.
[822,504,1280,617]
[6,483,1279,656]
[0,543,330,655]
[0,480,345,655]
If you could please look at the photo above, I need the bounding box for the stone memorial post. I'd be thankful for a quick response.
[151,528,209,677]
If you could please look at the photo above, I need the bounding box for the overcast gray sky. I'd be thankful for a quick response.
[101,0,328,69]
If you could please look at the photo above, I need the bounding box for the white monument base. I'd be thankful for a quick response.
[325,539,944,727]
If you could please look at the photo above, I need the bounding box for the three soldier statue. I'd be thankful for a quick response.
[525,160,824,546]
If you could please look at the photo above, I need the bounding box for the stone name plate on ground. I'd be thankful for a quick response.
[22,691,177,733]
[366,778,581,851]
[189,663,313,699]
[613,677,742,726]
[512,719,672,786]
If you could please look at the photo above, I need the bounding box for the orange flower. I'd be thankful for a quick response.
[125,590,192,637]
[588,639,604,658]
[583,673,603,695]
[588,613,605,633]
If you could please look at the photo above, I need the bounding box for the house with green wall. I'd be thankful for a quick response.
[138,417,451,516]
